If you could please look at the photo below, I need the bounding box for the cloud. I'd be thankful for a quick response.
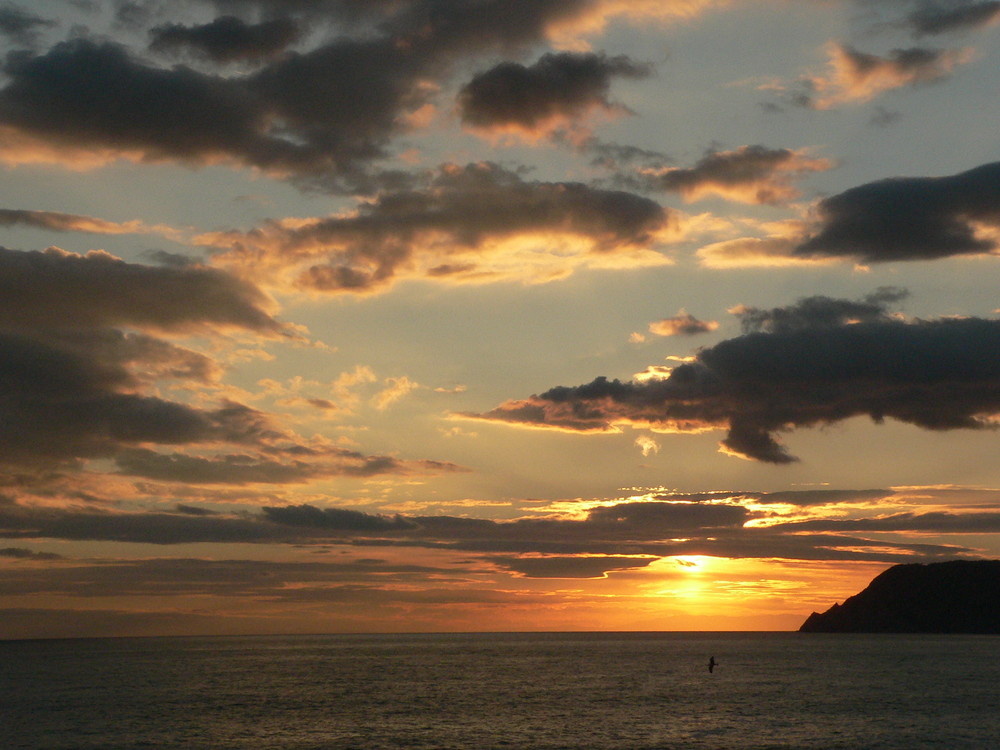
[0,493,979,565]
[0,39,280,167]
[0,334,273,465]
[582,136,672,171]
[796,161,1000,262]
[0,546,62,560]
[633,145,834,204]
[0,35,429,181]
[0,246,285,335]
[770,511,1000,534]
[203,162,673,294]
[634,435,660,456]
[0,207,177,237]
[492,554,658,578]
[149,16,300,63]
[752,488,892,507]
[0,331,455,476]
[700,160,1000,266]
[0,245,283,469]
[648,309,719,337]
[0,4,56,45]
[696,236,823,269]
[0,245,455,481]
[457,51,651,140]
[801,43,972,108]
[906,2,1000,36]
[730,287,908,334]
[0,1,718,184]
[0,555,460,598]
[114,446,462,484]
[469,293,1000,463]
[0,503,290,545]
[372,376,420,410]
[262,504,417,530]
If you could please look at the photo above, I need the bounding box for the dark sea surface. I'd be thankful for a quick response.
[3,632,997,749]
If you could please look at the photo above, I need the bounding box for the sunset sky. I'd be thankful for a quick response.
[3,0,1000,638]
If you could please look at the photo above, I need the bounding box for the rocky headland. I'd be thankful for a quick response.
[800,559,1000,633]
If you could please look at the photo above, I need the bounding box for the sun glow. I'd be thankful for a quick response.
[671,555,714,571]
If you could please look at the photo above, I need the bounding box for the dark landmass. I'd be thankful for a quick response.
[800,560,1000,633]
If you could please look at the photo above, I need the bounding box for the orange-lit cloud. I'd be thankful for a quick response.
[803,42,973,108]
[0,207,181,239]
[548,0,730,43]
[636,145,834,204]
[697,236,824,268]
[372,376,421,410]
[634,435,660,456]
[202,162,674,294]
[648,309,719,337]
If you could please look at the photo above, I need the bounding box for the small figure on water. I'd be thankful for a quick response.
[708,656,716,673]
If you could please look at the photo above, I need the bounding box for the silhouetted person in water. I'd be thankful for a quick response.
[708,656,716,673]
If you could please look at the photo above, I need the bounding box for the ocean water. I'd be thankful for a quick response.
[2,632,997,749]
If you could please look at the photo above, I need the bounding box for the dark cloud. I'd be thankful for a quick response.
[0,4,56,45]
[0,1,702,190]
[0,246,284,334]
[262,504,417,530]
[114,449,326,485]
[149,16,300,63]
[732,287,908,334]
[0,36,422,183]
[0,1,629,187]
[581,136,672,171]
[113,443,463,484]
[0,504,286,544]
[0,246,322,476]
[0,243,455,482]
[210,0,590,49]
[173,503,218,516]
[0,39,282,163]
[0,555,459,598]
[586,501,749,529]
[0,495,979,565]
[796,161,1000,262]
[457,51,650,137]
[754,489,892,507]
[0,332,276,464]
[771,511,1000,533]
[0,546,62,559]
[907,1,1000,35]
[206,162,670,293]
[632,145,833,204]
[472,296,1000,462]
[492,554,657,578]
[0,207,146,233]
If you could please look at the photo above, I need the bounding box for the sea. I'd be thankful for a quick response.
[2,632,997,750]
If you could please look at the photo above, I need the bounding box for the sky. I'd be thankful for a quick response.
[2,0,1000,638]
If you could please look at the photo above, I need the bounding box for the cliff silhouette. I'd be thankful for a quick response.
[800,560,1000,633]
